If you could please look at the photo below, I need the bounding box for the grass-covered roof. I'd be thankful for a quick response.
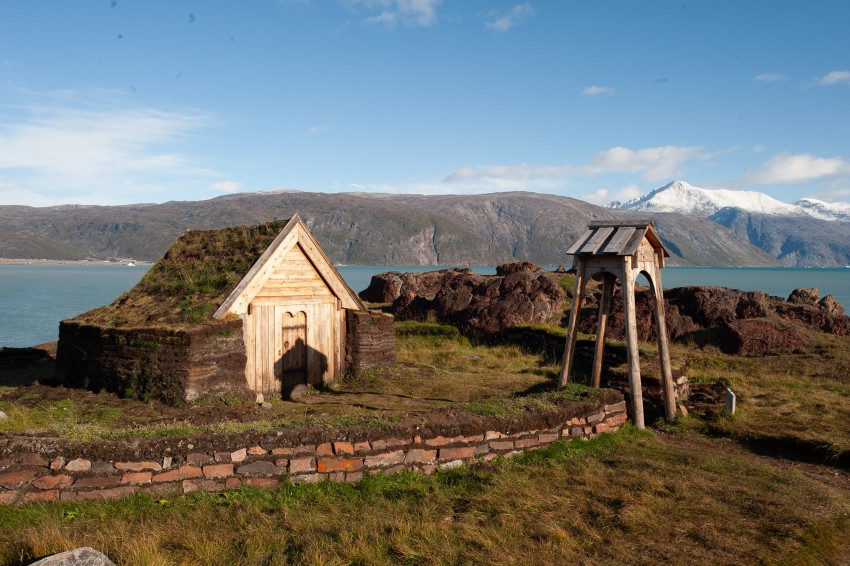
[73,220,289,328]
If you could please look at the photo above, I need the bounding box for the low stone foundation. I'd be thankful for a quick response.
[0,395,627,506]
[345,310,396,375]
[54,319,249,405]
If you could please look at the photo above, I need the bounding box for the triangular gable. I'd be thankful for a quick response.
[214,214,364,319]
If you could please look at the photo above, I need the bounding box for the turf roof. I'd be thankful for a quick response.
[73,220,289,328]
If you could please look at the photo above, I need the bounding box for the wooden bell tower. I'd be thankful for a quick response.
[558,219,677,429]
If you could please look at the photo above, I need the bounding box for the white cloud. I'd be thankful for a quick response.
[210,180,242,193]
[307,125,329,135]
[356,0,441,27]
[581,85,614,96]
[484,3,533,32]
[581,184,643,206]
[753,73,786,83]
[582,145,704,182]
[817,70,850,86]
[743,153,848,185]
[0,97,216,205]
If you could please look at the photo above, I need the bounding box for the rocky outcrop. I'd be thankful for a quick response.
[719,318,811,355]
[577,285,849,346]
[366,263,566,337]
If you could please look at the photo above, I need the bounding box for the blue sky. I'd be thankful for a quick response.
[0,0,848,207]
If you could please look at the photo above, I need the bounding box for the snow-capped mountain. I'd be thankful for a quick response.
[610,180,849,222]
[794,198,850,222]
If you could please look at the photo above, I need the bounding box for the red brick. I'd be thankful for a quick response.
[246,477,279,489]
[24,490,58,503]
[72,476,121,489]
[317,458,363,473]
[462,435,484,443]
[385,438,409,448]
[489,440,514,451]
[203,464,234,479]
[115,461,161,472]
[484,431,503,440]
[606,412,628,426]
[19,453,49,467]
[316,443,334,456]
[439,446,476,461]
[0,469,37,488]
[333,441,354,455]
[274,459,288,468]
[120,472,152,485]
[186,453,214,466]
[0,491,17,505]
[230,448,247,463]
[593,423,609,434]
[289,458,316,474]
[353,442,371,453]
[225,477,242,489]
[587,412,605,424]
[32,474,73,490]
[538,433,559,444]
[424,436,452,447]
[421,464,437,475]
[153,465,203,483]
[68,486,136,502]
[248,446,267,456]
[604,401,627,414]
[49,457,65,470]
[364,451,404,468]
[271,447,290,456]
[404,449,437,464]
[214,451,232,463]
[514,438,540,449]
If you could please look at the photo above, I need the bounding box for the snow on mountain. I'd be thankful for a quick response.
[610,180,849,221]
[794,198,850,222]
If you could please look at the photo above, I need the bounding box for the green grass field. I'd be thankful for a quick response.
[2,322,850,564]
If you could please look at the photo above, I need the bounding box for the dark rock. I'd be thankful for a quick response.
[387,263,565,337]
[359,271,405,303]
[719,318,811,355]
[775,303,850,336]
[788,288,819,305]
[819,295,845,317]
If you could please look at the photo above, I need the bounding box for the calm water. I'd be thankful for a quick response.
[1,264,847,348]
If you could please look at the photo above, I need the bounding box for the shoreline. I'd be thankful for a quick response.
[0,259,153,266]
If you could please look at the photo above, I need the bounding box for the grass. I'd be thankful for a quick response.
[1,427,848,565]
[3,319,850,563]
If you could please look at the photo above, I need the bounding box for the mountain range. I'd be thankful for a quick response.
[0,189,781,267]
[609,181,850,266]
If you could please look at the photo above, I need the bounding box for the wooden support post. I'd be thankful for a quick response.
[591,272,614,388]
[558,261,586,388]
[622,260,645,429]
[650,266,677,422]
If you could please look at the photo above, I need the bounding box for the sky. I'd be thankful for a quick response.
[0,0,848,208]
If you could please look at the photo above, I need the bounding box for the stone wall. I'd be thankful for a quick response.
[0,398,627,506]
[345,310,396,375]
[55,319,249,406]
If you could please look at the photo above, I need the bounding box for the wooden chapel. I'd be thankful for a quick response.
[558,219,677,429]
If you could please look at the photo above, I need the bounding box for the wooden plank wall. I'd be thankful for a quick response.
[242,243,343,396]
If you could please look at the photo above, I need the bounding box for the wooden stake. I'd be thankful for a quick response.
[591,273,613,388]
[622,259,645,430]
[558,262,586,388]
[651,265,677,422]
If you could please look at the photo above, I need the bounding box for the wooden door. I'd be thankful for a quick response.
[280,311,307,391]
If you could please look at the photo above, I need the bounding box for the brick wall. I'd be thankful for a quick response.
[0,398,627,506]
[345,310,396,375]
[55,319,249,406]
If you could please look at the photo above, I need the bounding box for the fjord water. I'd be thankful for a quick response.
[1,264,848,348]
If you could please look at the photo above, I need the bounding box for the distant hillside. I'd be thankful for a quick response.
[0,190,780,267]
